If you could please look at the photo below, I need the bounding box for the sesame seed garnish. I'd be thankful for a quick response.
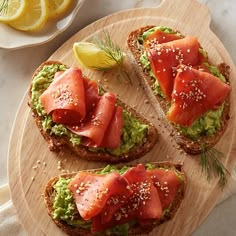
[115,213,121,221]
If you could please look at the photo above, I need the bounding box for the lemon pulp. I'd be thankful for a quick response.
[0,0,26,22]
[73,42,117,70]
[8,0,49,31]
[48,0,71,18]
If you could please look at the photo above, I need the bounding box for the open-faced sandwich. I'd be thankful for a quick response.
[28,61,158,162]
[44,162,185,235]
[127,25,231,154]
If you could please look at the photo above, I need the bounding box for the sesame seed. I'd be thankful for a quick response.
[115,213,121,221]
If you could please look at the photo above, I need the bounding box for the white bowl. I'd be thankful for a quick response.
[0,0,85,50]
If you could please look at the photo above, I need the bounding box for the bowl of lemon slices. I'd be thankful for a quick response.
[0,0,85,49]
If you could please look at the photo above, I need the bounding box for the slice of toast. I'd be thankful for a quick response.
[44,162,186,235]
[28,61,158,162]
[127,25,231,154]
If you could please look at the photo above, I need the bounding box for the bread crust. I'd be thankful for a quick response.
[127,25,231,154]
[44,162,186,236]
[28,61,158,162]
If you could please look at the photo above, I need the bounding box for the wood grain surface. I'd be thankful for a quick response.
[8,0,236,235]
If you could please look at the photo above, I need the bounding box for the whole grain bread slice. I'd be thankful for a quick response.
[127,25,231,154]
[44,162,186,236]
[28,61,158,162]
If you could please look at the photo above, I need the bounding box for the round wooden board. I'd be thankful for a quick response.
[8,0,236,235]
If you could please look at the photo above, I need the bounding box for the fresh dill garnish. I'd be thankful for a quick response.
[93,30,132,84]
[201,143,230,188]
[0,0,8,15]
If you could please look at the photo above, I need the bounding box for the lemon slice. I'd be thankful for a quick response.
[73,42,118,70]
[0,0,26,22]
[8,0,48,32]
[48,0,71,18]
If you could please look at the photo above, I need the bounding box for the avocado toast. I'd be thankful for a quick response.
[28,61,158,162]
[44,162,186,235]
[127,25,231,154]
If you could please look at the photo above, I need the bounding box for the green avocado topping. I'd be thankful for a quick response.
[31,64,148,156]
[53,177,91,228]
[179,103,225,139]
[139,26,227,140]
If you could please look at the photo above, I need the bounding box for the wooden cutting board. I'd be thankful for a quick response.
[8,0,236,235]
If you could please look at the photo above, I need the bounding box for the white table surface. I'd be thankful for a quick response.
[0,0,236,235]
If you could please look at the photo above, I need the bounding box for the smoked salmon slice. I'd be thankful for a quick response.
[122,164,162,220]
[99,106,123,149]
[167,65,231,126]
[146,36,202,101]
[144,28,182,47]
[83,77,100,114]
[68,92,117,147]
[68,171,132,221]
[147,168,183,210]
[40,67,86,125]
[92,164,162,233]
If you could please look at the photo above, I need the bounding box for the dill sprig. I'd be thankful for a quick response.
[93,31,132,85]
[201,144,230,188]
[0,0,8,15]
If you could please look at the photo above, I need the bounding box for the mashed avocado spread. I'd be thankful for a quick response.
[139,27,227,140]
[31,64,148,155]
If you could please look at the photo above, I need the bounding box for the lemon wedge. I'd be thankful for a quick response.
[0,0,26,22]
[48,0,71,18]
[73,42,118,70]
[9,0,48,31]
